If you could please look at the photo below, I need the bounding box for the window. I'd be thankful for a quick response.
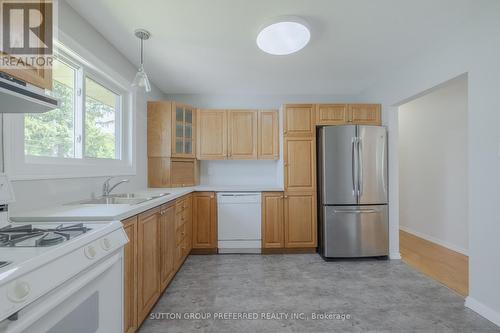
[24,55,122,160]
[4,44,135,180]
[25,58,76,158]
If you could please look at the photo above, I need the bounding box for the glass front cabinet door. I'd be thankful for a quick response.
[172,104,195,158]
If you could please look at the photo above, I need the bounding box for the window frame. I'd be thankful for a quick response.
[3,44,136,180]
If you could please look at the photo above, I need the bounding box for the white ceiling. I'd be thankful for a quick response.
[64,0,477,96]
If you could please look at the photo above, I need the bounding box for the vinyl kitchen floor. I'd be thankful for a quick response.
[138,254,499,333]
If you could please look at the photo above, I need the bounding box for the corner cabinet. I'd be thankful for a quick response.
[147,101,199,188]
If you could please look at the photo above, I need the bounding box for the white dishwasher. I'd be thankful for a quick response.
[217,192,261,253]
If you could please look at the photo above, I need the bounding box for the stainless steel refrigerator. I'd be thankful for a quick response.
[317,125,388,258]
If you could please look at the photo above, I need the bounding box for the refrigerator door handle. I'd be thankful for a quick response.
[351,138,358,196]
[333,209,378,214]
[358,138,363,196]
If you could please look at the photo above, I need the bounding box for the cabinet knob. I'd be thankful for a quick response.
[284,195,288,199]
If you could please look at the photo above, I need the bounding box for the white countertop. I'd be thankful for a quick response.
[10,185,283,222]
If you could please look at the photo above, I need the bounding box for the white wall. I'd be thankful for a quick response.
[398,77,468,254]
[358,0,500,325]
[5,0,166,213]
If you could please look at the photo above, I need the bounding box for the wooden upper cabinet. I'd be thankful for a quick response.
[258,110,279,160]
[284,137,316,192]
[192,192,217,249]
[228,110,258,159]
[122,216,138,333]
[147,101,172,158]
[159,203,176,290]
[283,104,315,137]
[137,208,161,323]
[262,192,284,249]
[197,110,228,160]
[316,104,349,125]
[284,192,317,248]
[348,104,381,125]
[172,104,196,158]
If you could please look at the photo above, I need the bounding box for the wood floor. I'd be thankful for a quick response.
[399,230,469,296]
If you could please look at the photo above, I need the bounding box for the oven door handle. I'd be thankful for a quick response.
[1,253,122,333]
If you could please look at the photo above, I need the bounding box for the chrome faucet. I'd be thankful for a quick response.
[102,177,130,197]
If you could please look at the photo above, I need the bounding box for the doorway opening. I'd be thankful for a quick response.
[397,75,468,296]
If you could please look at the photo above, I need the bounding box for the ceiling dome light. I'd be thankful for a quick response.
[256,17,310,55]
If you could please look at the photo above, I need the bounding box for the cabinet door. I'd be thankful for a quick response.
[1,57,52,90]
[284,137,316,191]
[228,110,258,159]
[123,217,138,333]
[283,104,315,137]
[197,110,227,160]
[348,104,381,125]
[262,192,284,248]
[192,192,217,249]
[148,157,171,188]
[183,107,195,158]
[284,192,317,248]
[316,104,348,125]
[159,204,176,290]
[171,158,199,187]
[137,208,161,323]
[172,104,185,157]
[147,102,172,157]
[258,110,279,160]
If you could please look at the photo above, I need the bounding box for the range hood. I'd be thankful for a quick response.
[0,75,59,113]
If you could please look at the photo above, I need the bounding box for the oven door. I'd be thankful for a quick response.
[0,252,123,333]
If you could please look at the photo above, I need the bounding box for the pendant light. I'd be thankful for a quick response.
[132,29,152,92]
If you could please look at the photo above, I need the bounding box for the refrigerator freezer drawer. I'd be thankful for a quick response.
[323,205,388,258]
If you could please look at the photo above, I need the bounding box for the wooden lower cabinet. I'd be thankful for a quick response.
[284,192,317,248]
[159,203,176,290]
[192,192,218,250]
[261,191,317,250]
[261,192,284,248]
[123,217,138,333]
[175,195,193,269]
[137,207,161,323]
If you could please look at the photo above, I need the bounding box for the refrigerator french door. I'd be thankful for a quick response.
[318,125,388,258]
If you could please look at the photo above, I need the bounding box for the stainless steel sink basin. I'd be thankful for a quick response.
[67,192,170,205]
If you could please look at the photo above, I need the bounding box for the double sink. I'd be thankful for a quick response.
[69,192,170,206]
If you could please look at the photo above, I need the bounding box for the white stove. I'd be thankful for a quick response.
[0,175,128,333]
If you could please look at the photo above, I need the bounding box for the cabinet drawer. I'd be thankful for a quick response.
[176,223,187,245]
[175,210,189,229]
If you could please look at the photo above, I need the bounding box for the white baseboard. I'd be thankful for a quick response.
[465,296,500,327]
[389,252,401,260]
[399,226,468,256]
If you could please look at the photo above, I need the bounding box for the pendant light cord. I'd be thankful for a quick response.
[140,38,144,66]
